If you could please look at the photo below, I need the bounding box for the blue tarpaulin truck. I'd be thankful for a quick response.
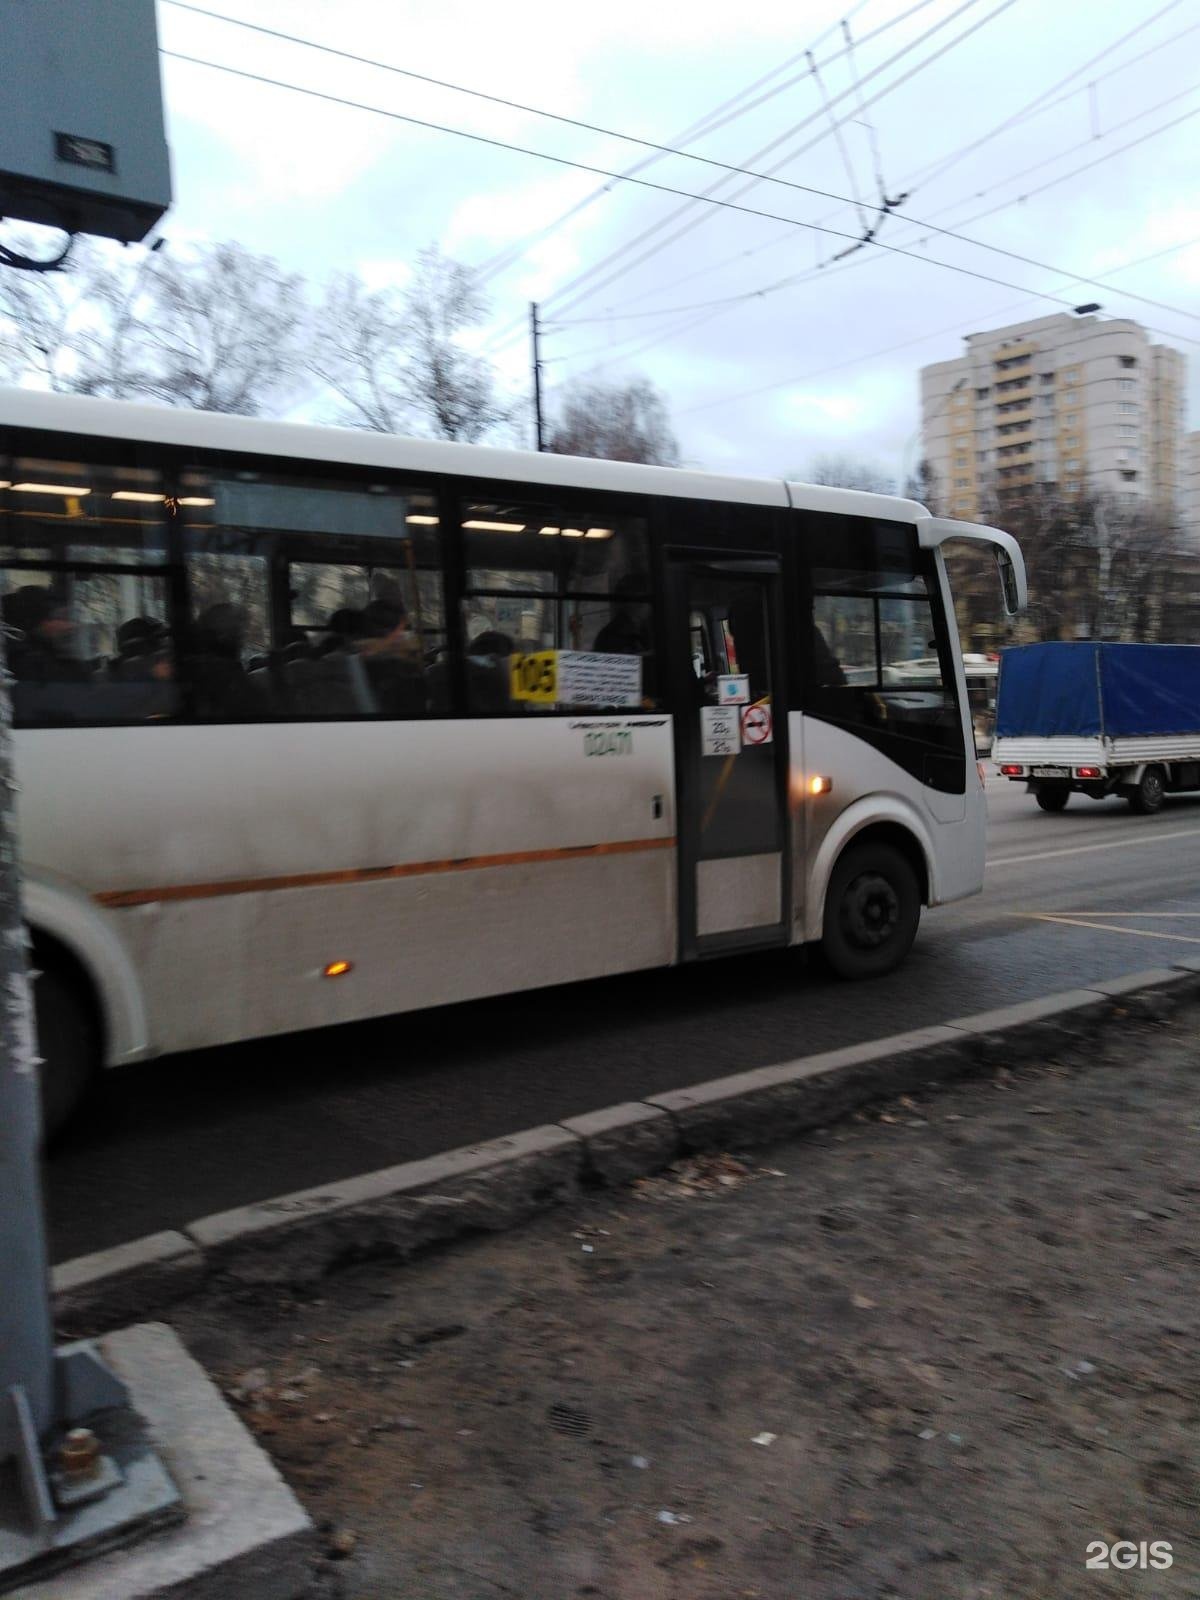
[992,642,1200,814]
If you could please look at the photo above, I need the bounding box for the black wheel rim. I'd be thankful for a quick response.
[840,871,901,950]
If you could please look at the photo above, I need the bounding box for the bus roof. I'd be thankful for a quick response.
[0,388,928,524]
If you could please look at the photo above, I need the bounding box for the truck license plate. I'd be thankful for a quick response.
[1032,766,1069,778]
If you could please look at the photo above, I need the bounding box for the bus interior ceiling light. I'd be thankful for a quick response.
[562,527,585,538]
[322,959,353,978]
[463,519,525,531]
[178,497,215,507]
[12,482,90,495]
[406,514,438,525]
[111,491,166,502]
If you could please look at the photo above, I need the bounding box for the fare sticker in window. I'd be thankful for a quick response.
[510,650,558,703]
[717,674,750,706]
[701,704,741,757]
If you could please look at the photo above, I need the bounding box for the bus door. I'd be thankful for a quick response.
[666,554,790,960]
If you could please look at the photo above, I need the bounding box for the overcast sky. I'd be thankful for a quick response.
[151,0,1200,478]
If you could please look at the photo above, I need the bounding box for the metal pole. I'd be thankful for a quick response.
[0,624,56,1464]
[530,302,545,452]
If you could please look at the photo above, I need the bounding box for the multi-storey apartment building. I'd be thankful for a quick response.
[1186,431,1200,541]
[920,313,1185,522]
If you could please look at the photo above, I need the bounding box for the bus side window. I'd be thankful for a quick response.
[176,469,444,721]
[804,515,963,755]
[0,453,180,727]
[462,498,657,714]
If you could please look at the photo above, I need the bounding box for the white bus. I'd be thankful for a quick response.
[1,392,1025,1133]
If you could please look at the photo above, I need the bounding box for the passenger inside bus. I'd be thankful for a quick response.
[2,586,90,683]
[109,617,173,682]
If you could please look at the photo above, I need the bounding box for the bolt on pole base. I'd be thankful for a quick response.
[0,1343,182,1594]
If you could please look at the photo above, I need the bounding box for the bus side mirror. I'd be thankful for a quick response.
[995,547,1020,616]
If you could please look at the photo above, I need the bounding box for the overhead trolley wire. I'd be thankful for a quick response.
[162,39,1200,350]
[553,78,1200,377]
[675,231,1200,422]
[531,0,1015,322]
[577,9,1200,333]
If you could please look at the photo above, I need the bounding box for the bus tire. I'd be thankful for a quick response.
[1034,784,1070,812]
[1128,766,1165,815]
[32,961,97,1141]
[821,841,921,981]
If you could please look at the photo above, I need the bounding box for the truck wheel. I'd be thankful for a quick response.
[1128,766,1165,815]
[822,841,921,980]
[32,962,97,1141]
[1034,784,1070,812]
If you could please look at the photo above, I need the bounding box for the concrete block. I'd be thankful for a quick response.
[559,1102,678,1185]
[187,1125,583,1283]
[13,1322,311,1600]
[944,989,1110,1063]
[52,1231,205,1333]
[646,1026,969,1152]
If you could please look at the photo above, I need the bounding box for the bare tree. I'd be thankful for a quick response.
[310,247,513,441]
[547,376,680,465]
[129,242,309,415]
[795,452,895,494]
[0,236,309,416]
[0,233,141,395]
[903,457,939,509]
[945,477,1192,652]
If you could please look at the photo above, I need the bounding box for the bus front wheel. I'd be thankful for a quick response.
[32,961,97,1141]
[821,841,921,980]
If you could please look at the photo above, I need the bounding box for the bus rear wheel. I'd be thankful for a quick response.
[32,961,96,1141]
[1034,784,1070,812]
[822,841,921,980]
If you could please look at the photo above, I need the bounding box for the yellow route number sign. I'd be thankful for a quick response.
[510,650,558,703]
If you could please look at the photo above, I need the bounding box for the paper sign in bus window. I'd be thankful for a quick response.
[510,650,642,707]
[717,674,749,706]
[557,651,642,708]
[701,704,741,756]
[510,650,558,703]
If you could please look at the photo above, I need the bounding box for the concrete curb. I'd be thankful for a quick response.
[52,962,1200,1327]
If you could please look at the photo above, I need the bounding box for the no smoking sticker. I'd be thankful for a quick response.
[741,702,773,745]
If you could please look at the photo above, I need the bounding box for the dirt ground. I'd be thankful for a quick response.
[174,1004,1200,1600]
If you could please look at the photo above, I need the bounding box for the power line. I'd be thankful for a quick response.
[165,40,1200,335]
[547,87,1200,340]
[675,233,1200,422]
[537,4,1200,337]
[558,82,1200,371]
[536,0,1014,322]
[906,0,1186,192]
[162,0,962,310]
[160,0,903,302]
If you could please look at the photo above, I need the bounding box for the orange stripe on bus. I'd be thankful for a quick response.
[93,836,677,908]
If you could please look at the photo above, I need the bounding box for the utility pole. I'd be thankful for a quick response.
[530,301,545,452]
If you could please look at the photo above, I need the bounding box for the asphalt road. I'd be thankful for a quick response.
[45,774,1200,1264]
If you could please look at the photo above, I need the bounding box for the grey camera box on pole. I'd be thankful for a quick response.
[0,0,171,243]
